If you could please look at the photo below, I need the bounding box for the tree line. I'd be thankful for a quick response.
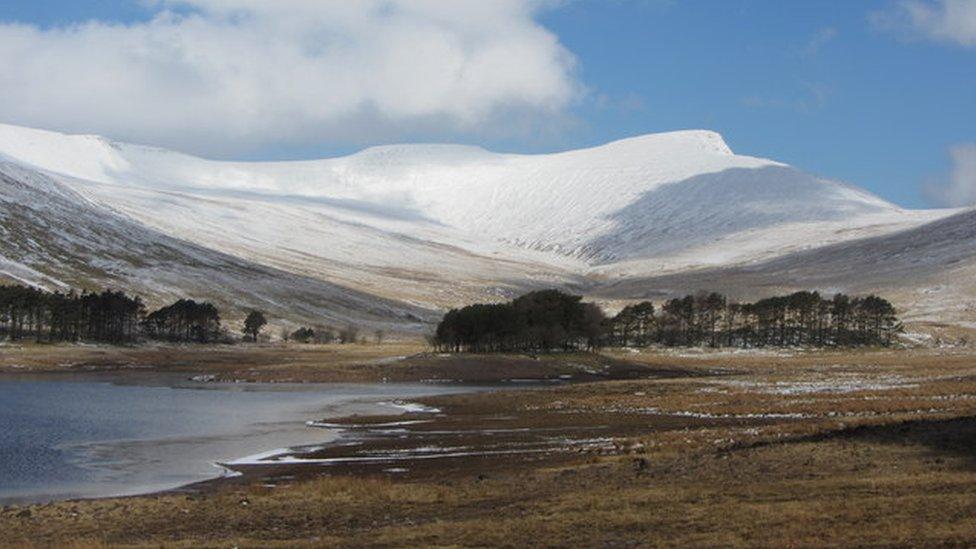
[0,283,389,346]
[607,291,901,348]
[142,299,224,343]
[433,290,605,353]
[0,285,145,343]
[434,289,902,353]
[0,283,268,344]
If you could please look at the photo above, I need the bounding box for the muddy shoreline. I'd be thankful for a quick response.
[183,364,712,495]
[0,344,697,506]
[6,346,976,546]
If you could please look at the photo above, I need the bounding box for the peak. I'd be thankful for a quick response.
[347,143,495,165]
[0,123,125,152]
[0,122,99,141]
[0,122,66,142]
[358,142,489,154]
[597,130,733,156]
[0,122,134,184]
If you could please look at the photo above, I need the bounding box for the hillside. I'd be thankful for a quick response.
[594,207,976,328]
[0,122,971,331]
[0,124,949,269]
[0,161,436,331]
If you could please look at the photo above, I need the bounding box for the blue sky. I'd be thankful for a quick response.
[0,0,973,208]
[543,0,976,208]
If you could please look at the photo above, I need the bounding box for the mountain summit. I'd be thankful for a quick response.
[0,123,967,328]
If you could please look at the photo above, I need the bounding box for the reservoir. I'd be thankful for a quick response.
[0,373,467,505]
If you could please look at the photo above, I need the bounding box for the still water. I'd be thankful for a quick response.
[0,373,467,504]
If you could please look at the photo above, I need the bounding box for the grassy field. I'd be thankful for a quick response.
[2,345,976,547]
[0,341,656,383]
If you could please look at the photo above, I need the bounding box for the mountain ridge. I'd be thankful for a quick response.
[0,122,970,331]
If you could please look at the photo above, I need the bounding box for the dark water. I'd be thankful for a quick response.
[0,373,466,504]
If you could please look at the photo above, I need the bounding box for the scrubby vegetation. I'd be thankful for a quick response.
[288,326,349,344]
[290,326,317,343]
[434,289,901,352]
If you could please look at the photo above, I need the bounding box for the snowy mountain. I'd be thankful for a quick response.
[0,122,970,329]
[595,207,976,328]
[0,161,436,330]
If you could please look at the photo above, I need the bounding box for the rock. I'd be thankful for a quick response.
[632,457,648,475]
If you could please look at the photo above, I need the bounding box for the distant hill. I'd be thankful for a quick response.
[0,122,971,332]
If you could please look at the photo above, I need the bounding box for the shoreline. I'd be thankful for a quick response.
[0,344,678,507]
[0,374,487,507]
[6,346,976,546]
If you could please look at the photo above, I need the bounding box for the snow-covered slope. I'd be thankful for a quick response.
[0,122,967,327]
[0,123,952,263]
[594,207,976,329]
[0,161,437,330]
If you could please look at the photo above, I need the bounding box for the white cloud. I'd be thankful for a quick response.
[926,144,976,207]
[871,0,976,47]
[594,92,646,113]
[0,0,580,155]
[801,27,838,57]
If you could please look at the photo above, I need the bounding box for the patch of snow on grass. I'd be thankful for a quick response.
[380,400,442,414]
[703,375,918,395]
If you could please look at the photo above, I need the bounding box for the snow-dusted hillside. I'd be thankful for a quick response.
[594,207,976,329]
[0,122,969,328]
[0,123,952,264]
[0,161,437,330]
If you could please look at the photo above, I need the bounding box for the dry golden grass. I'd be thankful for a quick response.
[0,341,652,383]
[6,427,976,547]
[0,341,425,381]
[3,347,976,547]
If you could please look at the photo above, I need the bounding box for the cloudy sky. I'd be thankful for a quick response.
[0,0,973,208]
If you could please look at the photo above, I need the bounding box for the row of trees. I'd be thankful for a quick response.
[0,286,145,343]
[605,291,901,348]
[0,284,271,344]
[433,290,605,353]
[142,299,223,343]
[0,282,390,346]
[434,289,902,353]
[3,282,900,350]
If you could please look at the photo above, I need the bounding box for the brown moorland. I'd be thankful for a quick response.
[2,344,976,547]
